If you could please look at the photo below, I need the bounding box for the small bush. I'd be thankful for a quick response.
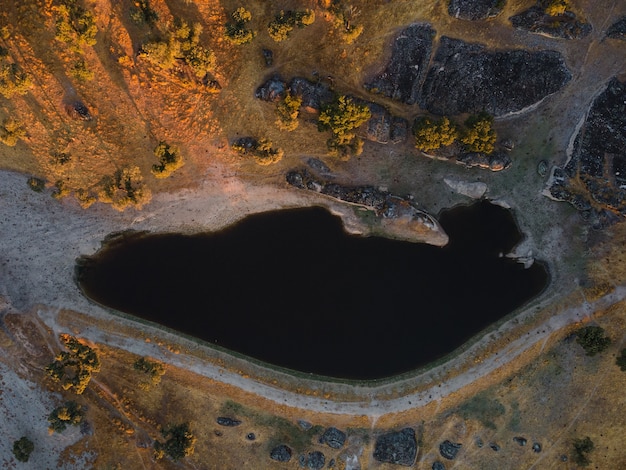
[51,180,70,200]
[275,93,302,131]
[328,3,363,44]
[151,142,184,178]
[413,116,458,152]
[75,188,96,208]
[46,334,100,394]
[575,325,611,356]
[225,8,255,45]
[616,348,626,371]
[54,2,98,50]
[232,137,284,165]
[545,0,569,16]
[12,436,34,462]
[70,58,94,81]
[134,357,166,389]
[27,177,45,192]
[572,436,594,466]
[154,423,196,461]
[130,0,158,26]
[0,62,31,98]
[461,112,496,154]
[48,401,84,433]
[0,118,26,146]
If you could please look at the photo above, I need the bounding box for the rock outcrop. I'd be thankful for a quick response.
[270,444,292,462]
[448,0,504,20]
[364,24,434,105]
[319,427,346,449]
[510,6,592,40]
[420,37,571,116]
[607,16,626,40]
[254,76,286,102]
[439,440,462,460]
[548,77,626,227]
[373,428,418,467]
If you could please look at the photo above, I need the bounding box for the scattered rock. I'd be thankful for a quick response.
[214,430,223,437]
[246,433,256,441]
[448,0,503,20]
[607,16,626,40]
[80,420,93,436]
[475,437,484,448]
[65,101,92,121]
[513,436,527,446]
[510,6,592,40]
[373,428,418,467]
[254,76,287,102]
[217,417,242,427]
[305,451,325,469]
[490,443,500,452]
[289,77,333,113]
[532,442,542,453]
[439,440,462,460]
[420,36,571,116]
[319,427,346,449]
[262,48,274,66]
[548,77,626,221]
[537,159,549,176]
[270,444,293,462]
[432,461,446,470]
[364,24,435,104]
[560,454,568,462]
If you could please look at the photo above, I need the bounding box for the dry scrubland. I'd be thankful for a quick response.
[0,0,626,468]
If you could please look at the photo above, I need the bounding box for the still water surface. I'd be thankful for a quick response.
[77,202,548,380]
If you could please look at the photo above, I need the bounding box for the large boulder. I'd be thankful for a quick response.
[420,36,571,116]
[439,440,462,460]
[448,0,504,20]
[364,24,435,105]
[255,76,287,102]
[270,444,292,462]
[319,427,346,449]
[373,428,418,467]
[289,77,333,113]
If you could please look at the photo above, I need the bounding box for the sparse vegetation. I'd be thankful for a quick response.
[0,118,26,146]
[413,116,458,152]
[461,112,497,154]
[130,0,158,26]
[545,0,570,16]
[154,423,196,461]
[70,58,94,81]
[268,9,315,42]
[48,400,84,433]
[12,436,34,462]
[0,61,31,98]
[134,357,166,390]
[275,93,302,131]
[151,142,184,178]
[51,179,70,199]
[232,137,284,165]
[54,0,98,51]
[318,95,371,158]
[455,391,506,430]
[97,166,152,210]
[224,8,255,45]
[572,436,594,466]
[46,334,100,394]
[328,2,364,44]
[616,348,626,371]
[141,19,215,79]
[575,325,611,356]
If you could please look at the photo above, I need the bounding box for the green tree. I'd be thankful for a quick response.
[461,112,497,154]
[329,3,363,44]
[97,166,152,211]
[225,8,255,45]
[151,142,184,178]
[572,436,594,466]
[12,436,34,462]
[318,95,371,158]
[575,325,611,356]
[0,62,32,98]
[154,423,196,461]
[130,0,158,26]
[46,334,100,394]
[48,401,84,433]
[134,357,166,390]
[54,2,98,50]
[268,10,316,42]
[70,58,94,81]
[275,93,302,131]
[413,116,458,152]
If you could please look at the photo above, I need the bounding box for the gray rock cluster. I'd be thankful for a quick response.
[439,440,462,460]
[607,16,626,40]
[319,427,346,449]
[448,0,504,21]
[216,417,241,427]
[270,444,292,462]
[373,428,418,467]
[299,451,325,469]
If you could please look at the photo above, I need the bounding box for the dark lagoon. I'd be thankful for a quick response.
[77,201,549,380]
